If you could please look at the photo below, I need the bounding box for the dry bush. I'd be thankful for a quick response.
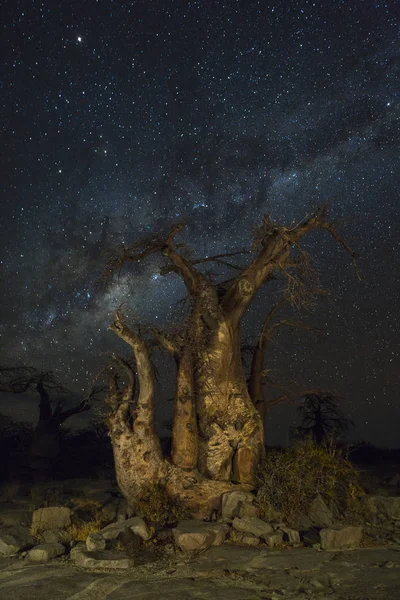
[257,439,365,523]
[65,497,109,542]
[131,484,187,527]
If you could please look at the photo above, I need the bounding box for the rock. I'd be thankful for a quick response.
[280,527,301,546]
[41,529,65,544]
[27,542,65,562]
[221,491,255,520]
[308,495,333,528]
[241,533,260,546]
[263,531,283,548]
[116,529,141,556]
[232,516,273,538]
[320,525,363,550]
[239,503,259,518]
[31,507,71,535]
[0,526,34,556]
[86,532,106,552]
[116,498,134,522]
[101,516,151,541]
[172,520,228,551]
[71,549,135,569]
[294,511,313,529]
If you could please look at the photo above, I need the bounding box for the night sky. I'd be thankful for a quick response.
[1,1,399,447]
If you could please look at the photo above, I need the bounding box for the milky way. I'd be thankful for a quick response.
[1,1,399,446]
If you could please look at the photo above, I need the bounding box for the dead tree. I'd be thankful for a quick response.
[102,207,358,516]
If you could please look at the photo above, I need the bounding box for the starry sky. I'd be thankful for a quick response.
[1,1,399,447]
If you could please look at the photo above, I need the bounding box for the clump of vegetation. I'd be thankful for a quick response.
[65,497,109,542]
[131,484,187,527]
[257,439,365,523]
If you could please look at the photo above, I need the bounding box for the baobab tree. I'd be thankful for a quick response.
[0,367,98,478]
[102,207,358,517]
[293,391,354,445]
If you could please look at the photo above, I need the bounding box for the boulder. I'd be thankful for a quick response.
[320,525,363,550]
[221,491,255,520]
[263,531,283,548]
[31,507,71,535]
[42,529,65,544]
[101,516,151,541]
[280,527,301,546]
[232,516,273,538]
[308,495,333,528]
[172,520,228,552]
[71,549,135,569]
[116,529,141,556]
[27,542,65,562]
[86,532,106,552]
[0,526,34,556]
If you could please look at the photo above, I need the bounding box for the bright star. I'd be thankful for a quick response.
[77,36,82,43]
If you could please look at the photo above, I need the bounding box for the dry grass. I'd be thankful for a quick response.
[257,439,365,523]
[131,483,187,527]
[64,497,110,542]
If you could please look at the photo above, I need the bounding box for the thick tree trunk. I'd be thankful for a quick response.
[196,318,264,486]
[171,348,198,470]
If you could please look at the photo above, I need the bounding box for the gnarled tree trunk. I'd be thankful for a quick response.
[103,208,358,517]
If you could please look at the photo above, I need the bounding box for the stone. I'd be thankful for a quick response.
[27,542,65,562]
[221,491,255,520]
[0,526,34,556]
[320,525,363,550]
[308,495,333,528]
[263,531,284,548]
[241,533,260,546]
[71,549,135,569]
[172,520,228,552]
[280,527,301,546]
[239,503,259,518]
[101,516,151,541]
[172,521,215,552]
[42,529,65,544]
[232,516,273,538]
[116,498,134,522]
[86,532,106,552]
[116,529,141,556]
[31,506,71,535]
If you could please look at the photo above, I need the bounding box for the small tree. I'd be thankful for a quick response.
[293,391,354,445]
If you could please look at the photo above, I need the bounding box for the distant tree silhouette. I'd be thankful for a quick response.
[0,366,102,479]
[293,391,354,445]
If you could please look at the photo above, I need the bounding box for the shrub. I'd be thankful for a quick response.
[131,483,187,527]
[257,439,365,523]
[65,497,109,542]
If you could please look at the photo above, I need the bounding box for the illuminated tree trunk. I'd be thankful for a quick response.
[103,208,358,517]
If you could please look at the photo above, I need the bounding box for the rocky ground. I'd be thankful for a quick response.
[0,474,399,599]
[0,544,400,599]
